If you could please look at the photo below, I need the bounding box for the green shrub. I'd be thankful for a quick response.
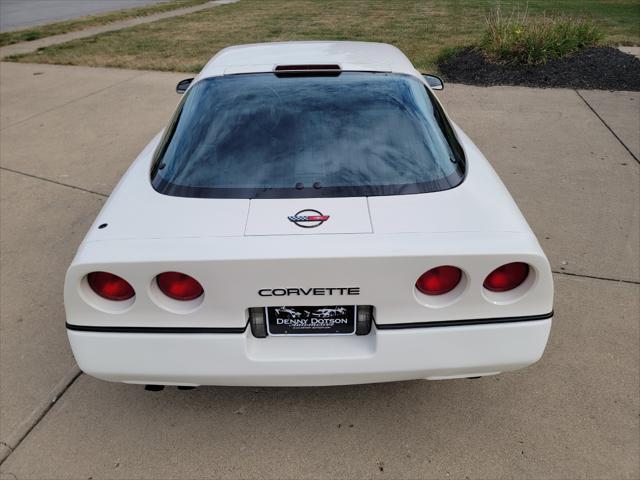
[480,5,603,65]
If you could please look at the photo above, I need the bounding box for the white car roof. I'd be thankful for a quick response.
[198,41,420,78]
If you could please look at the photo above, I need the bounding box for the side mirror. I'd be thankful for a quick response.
[176,78,194,94]
[422,74,444,90]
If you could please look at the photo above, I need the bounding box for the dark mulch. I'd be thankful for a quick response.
[438,47,640,91]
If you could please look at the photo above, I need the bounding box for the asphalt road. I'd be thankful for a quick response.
[0,63,638,479]
[0,0,172,32]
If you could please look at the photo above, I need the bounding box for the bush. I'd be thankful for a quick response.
[480,5,603,65]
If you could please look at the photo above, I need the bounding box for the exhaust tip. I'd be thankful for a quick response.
[249,307,268,338]
[144,384,165,391]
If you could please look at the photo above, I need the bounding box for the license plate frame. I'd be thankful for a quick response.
[266,305,356,336]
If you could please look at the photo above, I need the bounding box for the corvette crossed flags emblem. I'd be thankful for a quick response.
[288,209,330,228]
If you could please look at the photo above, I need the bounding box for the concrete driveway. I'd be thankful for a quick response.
[0,62,638,479]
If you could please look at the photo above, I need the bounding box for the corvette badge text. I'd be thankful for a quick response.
[258,287,360,296]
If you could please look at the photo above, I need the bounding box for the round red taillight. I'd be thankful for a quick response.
[483,262,530,292]
[416,266,462,295]
[87,271,135,301]
[156,272,203,301]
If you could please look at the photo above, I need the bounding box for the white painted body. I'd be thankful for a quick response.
[64,42,554,386]
[68,321,551,386]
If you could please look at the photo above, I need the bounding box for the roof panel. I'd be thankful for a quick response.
[198,41,418,78]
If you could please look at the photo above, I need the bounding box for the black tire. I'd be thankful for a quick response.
[250,308,268,338]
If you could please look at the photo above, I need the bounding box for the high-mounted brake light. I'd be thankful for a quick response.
[416,266,462,295]
[156,272,204,301]
[274,64,341,72]
[87,272,135,301]
[483,262,529,292]
[274,64,342,77]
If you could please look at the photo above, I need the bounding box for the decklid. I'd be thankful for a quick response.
[84,129,531,243]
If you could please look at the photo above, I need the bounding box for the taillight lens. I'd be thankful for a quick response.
[483,262,529,292]
[87,271,135,301]
[416,266,462,295]
[156,272,203,301]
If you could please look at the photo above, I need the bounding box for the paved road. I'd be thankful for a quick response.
[0,63,638,479]
[0,0,171,32]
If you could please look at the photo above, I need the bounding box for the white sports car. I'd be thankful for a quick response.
[64,41,554,387]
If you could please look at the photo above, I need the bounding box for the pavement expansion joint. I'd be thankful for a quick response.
[552,270,640,285]
[0,368,81,466]
[575,89,640,165]
[0,167,109,197]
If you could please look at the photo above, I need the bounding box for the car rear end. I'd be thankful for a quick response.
[65,219,553,386]
[64,42,553,386]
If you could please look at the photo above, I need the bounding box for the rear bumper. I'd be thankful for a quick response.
[67,317,552,386]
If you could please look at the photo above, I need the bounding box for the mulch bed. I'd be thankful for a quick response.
[438,46,640,91]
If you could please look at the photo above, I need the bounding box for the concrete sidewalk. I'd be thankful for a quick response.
[0,62,638,479]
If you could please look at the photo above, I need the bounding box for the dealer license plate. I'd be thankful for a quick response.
[266,305,356,336]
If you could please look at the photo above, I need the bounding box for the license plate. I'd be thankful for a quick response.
[266,305,356,336]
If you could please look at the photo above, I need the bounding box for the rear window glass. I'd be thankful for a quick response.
[152,72,465,198]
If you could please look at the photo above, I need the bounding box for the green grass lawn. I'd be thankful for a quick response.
[7,0,639,73]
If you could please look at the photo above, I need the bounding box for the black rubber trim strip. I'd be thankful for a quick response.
[374,312,553,330]
[66,312,552,334]
[65,322,247,334]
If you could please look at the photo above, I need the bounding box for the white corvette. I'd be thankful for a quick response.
[64,41,554,387]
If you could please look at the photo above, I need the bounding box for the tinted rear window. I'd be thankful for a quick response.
[152,72,464,198]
